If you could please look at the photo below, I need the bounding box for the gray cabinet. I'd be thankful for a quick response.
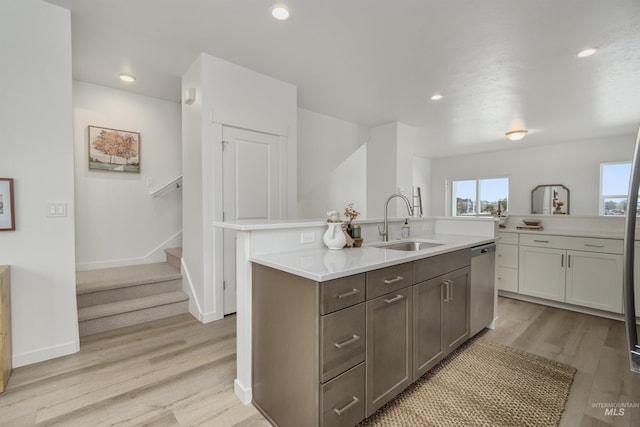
[253,264,366,427]
[412,266,470,380]
[365,286,412,416]
[252,247,478,426]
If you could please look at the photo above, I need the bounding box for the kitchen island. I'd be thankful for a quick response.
[212,216,497,414]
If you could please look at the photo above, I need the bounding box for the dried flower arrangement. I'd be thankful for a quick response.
[344,203,360,224]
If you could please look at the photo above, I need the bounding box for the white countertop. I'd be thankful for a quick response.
[250,233,496,282]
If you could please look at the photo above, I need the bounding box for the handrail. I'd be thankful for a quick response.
[150,175,182,197]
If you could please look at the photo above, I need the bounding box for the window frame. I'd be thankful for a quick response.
[600,161,631,216]
[448,176,510,217]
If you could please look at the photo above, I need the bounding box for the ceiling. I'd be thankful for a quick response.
[45,0,640,158]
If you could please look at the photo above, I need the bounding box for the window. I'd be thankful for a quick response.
[600,162,633,216]
[451,177,509,216]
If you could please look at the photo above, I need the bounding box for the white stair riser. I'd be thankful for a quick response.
[77,279,182,308]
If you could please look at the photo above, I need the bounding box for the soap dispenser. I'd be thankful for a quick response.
[402,219,410,238]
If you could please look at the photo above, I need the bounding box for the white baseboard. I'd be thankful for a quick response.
[234,379,252,404]
[76,231,182,271]
[143,231,183,264]
[13,340,79,368]
[181,258,220,324]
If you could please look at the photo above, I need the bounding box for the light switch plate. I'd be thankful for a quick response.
[47,202,67,217]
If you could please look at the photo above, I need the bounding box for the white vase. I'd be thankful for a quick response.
[323,222,346,250]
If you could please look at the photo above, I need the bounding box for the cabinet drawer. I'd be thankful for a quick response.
[366,263,412,300]
[320,274,366,315]
[497,244,518,268]
[519,234,622,254]
[496,267,518,293]
[321,363,365,427]
[413,249,470,283]
[498,232,518,245]
[563,237,622,255]
[519,234,565,248]
[321,303,366,383]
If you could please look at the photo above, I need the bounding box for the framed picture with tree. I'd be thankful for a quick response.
[88,125,141,173]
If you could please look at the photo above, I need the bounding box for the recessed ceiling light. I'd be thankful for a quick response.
[119,74,136,83]
[505,130,528,141]
[430,94,443,101]
[577,48,597,58]
[271,4,290,20]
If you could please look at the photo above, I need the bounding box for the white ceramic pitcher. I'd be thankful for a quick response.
[323,222,346,250]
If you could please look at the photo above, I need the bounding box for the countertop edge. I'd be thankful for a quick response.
[250,235,497,282]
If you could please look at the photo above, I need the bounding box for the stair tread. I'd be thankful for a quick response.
[78,291,188,322]
[76,262,181,294]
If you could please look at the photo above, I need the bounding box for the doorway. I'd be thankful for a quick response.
[221,126,282,314]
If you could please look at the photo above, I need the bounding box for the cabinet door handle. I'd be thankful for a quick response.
[442,280,452,302]
[584,244,605,248]
[383,294,404,304]
[568,255,571,268]
[448,280,454,302]
[561,254,564,267]
[383,276,404,284]
[334,396,360,416]
[334,334,360,349]
[335,288,360,299]
[533,240,550,243]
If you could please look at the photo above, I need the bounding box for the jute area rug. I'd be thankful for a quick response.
[360,337,576,427]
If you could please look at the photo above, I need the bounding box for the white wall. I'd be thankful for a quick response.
[73,81,182,270]
[429,135,635,216]
[0,0,78,366]
[297,109,369,219]
[182,53,297,322]
[367,123,398,217]
[413,156,432,216]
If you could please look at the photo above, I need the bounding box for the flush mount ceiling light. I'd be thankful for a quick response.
[119,74,136,83]
[577,47,597,58]
[430,94,443,101]
[271,4,290,20]
[505,129,528,141]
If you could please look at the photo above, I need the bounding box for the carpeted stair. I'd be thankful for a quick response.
[76,248,188,337]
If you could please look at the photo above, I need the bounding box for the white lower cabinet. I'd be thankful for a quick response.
[518,246,566,302]
[565,251,622,313]
[497,242,519,292]
[517,234,623,313]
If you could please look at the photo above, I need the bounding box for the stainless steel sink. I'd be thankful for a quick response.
[372,241,444,251]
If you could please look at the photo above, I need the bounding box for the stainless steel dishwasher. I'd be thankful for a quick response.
[470,242,496,337]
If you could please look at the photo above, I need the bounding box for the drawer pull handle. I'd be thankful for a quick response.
[584,244,605,248]
[383,276,404,284]
[334,396,360,416]
[335,288,360,299]
[334,334,360,349]
[533,240,550,243]
[384,294,404,304]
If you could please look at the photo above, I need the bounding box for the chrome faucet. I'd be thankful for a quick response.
[378,193,414,241]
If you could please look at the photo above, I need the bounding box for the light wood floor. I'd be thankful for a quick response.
[0,297,639,426]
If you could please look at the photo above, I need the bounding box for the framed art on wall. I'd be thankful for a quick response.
[0,178,15,231]
[88,125,141,173]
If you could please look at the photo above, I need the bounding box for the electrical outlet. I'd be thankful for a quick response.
[301,232,315,244]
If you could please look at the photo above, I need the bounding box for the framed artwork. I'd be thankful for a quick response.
[88,125,141,173]
[0,178,15,231]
